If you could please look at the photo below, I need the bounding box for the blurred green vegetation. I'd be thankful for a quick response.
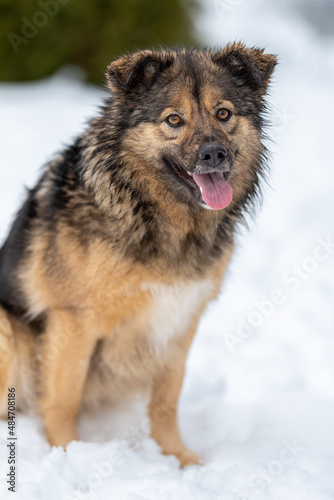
[0,0,198,84]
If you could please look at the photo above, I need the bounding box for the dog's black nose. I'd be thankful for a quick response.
[198,142,228,169]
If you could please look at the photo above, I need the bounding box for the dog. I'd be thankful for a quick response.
[0,44,276,466]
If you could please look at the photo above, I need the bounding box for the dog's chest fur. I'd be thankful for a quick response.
[143,279,214,348]
[84,278,215,403]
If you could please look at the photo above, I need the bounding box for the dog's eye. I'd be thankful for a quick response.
[217,108,232,122]
[166,114,183,127]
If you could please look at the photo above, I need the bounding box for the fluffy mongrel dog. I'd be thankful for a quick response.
[0,44,276,466]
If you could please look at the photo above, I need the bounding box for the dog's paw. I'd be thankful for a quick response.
[175,448,203,467]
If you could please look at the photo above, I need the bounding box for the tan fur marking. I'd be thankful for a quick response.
[0,307,15,414]
[40,308,100,446]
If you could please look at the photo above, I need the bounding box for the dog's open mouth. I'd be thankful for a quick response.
[165,157,233,210]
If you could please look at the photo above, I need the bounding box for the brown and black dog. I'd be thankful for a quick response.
[0,44,276,466]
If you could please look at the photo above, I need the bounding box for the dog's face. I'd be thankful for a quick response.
[107,46,276,211]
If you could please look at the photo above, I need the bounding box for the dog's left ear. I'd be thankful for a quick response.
[212,43,277,92]
[107,50,174,93]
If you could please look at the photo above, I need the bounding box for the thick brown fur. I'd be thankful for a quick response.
[0,44,276,466]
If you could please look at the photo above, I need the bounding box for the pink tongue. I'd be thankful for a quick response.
[193,172,233,210]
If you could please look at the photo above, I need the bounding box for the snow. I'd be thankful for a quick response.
[1,1,334,498]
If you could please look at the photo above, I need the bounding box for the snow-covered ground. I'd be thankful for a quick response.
[1,1,334,498]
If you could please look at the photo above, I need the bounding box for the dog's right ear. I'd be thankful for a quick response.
[107,50,174,93]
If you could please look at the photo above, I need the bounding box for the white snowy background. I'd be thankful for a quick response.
[1,0,334,498]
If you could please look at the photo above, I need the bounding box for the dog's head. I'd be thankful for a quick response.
[106,45,277,212]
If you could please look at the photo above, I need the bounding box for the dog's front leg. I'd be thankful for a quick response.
[148,249,234,467]
[148,316,202,467]
[40,308,97,448]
